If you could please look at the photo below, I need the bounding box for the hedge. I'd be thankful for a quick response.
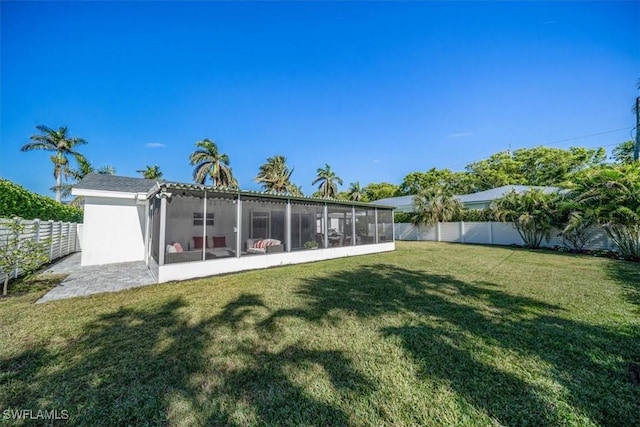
[0,179,83,222]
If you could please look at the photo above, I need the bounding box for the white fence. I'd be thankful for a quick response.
[395,222,615,251]
[0,218,82,283]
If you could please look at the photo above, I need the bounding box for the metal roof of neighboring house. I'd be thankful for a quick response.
[371,195,415,212]
[74,174,158,193]
[371,185,565,211]
[456,185,564,204]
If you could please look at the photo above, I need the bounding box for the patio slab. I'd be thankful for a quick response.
[36,253,156,303]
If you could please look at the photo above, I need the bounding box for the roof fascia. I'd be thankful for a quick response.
[72,188,137,199]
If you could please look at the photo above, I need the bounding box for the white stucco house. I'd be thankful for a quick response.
[73,174,395,283]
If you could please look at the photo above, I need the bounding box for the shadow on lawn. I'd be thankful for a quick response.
[1,263,638,426]
[605,259,640,311]
[263,264,640,426]
[0,295,369,426]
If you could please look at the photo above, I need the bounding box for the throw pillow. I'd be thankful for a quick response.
[166,244,177,253]
[193,236,204,249]
[253,239,264,249]
[173,242,184,253]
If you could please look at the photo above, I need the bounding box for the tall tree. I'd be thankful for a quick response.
[466,146,606,189]
[611,140,635,165]
[255,155,297,194]
[400,168,476,195]
[411,187,463,227]
[347,181,367,202]
[189,139,237,189]
[137,165,163,180]
[363,182,400,201]
[57,157,116,199]
[20,125,88,202]
[312,164,343,198]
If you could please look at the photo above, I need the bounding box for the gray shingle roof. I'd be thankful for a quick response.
[74,174,157,193]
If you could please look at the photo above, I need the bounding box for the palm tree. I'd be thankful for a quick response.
[347,181,367,202]
[565,164,640,258]
[312,164,343,198]
[20,125,88,202]
[189,139,237,189]
[137,165,163,180]
[411,187,463,228]
[491,189,559,248]
[56,157,116,199]
[255,155,298,194]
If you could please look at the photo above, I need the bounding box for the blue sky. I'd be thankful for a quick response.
[1,1,638,197]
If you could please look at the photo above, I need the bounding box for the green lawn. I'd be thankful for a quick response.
[1,242,639,426]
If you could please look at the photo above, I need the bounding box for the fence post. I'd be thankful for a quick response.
[436,222,441,242]
[66,222,72,256]
[34,219,41,244]
[48,220,54,261]
[56,221,61,259]
[13,218,20,279]
[460,221,465,243]
[488,221,493,245]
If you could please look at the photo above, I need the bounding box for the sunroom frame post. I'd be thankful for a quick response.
[323,203,329,248]
[285,199,292,252]
[351,205,356,246]
[202,190,207,261]
[158,193,167,266]
[235,194,242,258]
[374,208,379,243]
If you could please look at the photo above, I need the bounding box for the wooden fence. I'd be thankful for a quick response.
[394,221,615,251]
[0,217,81,283]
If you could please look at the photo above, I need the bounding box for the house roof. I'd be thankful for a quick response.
[371,195,415,212]
[151,181,396,209]
[456,185,564,204]
[371,185,565,211]
[72,174,395,209]
[74,174,158,194]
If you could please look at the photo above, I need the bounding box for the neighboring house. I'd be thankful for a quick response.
[372,185,565,212]
[72,174,395,283]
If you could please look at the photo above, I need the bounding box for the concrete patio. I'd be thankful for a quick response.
[37,253,156,303]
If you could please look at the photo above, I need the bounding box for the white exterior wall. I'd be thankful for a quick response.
[157,242,395,283]
[80,196,147,266]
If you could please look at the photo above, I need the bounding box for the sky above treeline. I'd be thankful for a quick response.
[1,1,638,197]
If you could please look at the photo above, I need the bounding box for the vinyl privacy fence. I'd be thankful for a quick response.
[395,221,615,251]
[0,217,81,283]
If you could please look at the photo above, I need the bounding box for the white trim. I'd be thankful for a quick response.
[157,242,395,283]
[72,188,138,199]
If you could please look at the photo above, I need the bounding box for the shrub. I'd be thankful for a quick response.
[0,179,82,222]
[492,189,560,249]
[0,218,50,295]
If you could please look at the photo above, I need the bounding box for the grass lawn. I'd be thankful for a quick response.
[1,242,639,426]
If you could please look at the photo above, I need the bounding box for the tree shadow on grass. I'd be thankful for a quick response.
[0,294,371,426]
[1,263,638,426]
[605,259,640,311]
[261,264,640,426]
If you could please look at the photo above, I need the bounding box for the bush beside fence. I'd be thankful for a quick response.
[0,217,81,285]
[394,221,614,251]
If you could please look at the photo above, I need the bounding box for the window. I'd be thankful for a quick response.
[193,212,214,226]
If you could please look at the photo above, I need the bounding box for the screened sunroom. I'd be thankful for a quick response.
[146,182,395,283]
